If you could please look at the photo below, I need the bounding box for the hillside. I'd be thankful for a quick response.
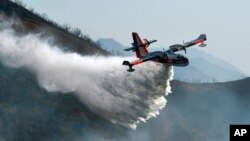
[97,38,133,56]
[97,38,125,56]
[0,63,127,141]
[129,78,250,141]
[0,0,108,55]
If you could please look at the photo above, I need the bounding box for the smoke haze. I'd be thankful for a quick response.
[0,26,173,129]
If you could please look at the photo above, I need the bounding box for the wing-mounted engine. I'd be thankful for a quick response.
[169,44,187,53]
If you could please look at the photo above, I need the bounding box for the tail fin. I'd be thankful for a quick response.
[132,32,148,58]
[143,39,150,48]
[124,32,157,58]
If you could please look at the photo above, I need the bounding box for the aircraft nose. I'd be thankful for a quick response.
[185,57,189,65]
[182,56,189,65]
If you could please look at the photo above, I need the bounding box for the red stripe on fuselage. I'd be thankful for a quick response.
[132,60,144,65]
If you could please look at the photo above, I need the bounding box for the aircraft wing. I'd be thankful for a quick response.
[184,34,207,48]
[169,34,207,53]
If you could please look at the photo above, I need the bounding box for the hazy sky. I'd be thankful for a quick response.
[21,0,250,75]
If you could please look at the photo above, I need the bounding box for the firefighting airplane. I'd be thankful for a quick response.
[122,32,207,72]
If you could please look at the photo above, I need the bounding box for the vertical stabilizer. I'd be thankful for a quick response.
[132,32,149,58]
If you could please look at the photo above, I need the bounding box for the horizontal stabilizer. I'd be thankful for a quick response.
[124,46,137,51]
[124,40,157,51]
[148,40,157,44]
[144,39,157,45]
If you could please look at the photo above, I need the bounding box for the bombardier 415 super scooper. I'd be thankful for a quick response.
[122,32,207,72]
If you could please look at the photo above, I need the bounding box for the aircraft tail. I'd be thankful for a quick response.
[132,32,148,58]
[124,32,157,58]
[124,32,149,58]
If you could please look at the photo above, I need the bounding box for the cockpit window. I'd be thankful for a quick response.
[166,50,174,54]
[177,55,184,59]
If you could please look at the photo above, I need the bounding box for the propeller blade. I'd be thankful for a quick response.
[182,47,187,54]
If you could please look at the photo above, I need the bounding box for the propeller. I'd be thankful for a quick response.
[182,47,187,54]
[182,41,187,54]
